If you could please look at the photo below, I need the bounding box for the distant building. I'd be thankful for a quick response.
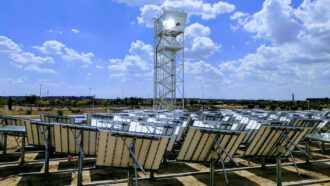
[306,97,329,103]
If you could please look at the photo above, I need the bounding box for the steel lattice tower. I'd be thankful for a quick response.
[153,10,187,110]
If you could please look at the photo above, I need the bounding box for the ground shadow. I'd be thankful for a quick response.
[18,172,72,186]
[57,159,95,170]
[0,163,43,178]
[193,171,259,186]
[89,167,128,182]
[157,162,199,174]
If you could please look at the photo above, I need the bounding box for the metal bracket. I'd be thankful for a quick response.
[285,133,312,159]
[208,134,239,166]
[69,129,84,157]
[287,147,300,175]
[38,126,49,149]
[121,137,146,175]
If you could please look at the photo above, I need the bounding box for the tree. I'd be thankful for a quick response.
[8,97,12,110]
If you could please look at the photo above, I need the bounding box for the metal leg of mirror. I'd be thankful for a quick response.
[276,156,282,186]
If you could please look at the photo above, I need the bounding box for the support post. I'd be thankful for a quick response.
[210,159,215,186]
[3,134,7,155]
[128,167,134,186]
[261,157,266,169]
[322,141,325,153]
[77,151,83,186]
[288,148,300,175]
[305,139,310,164]
[45,127,50,174]
[276,156,282,186]
[20,133,25,165]
[150,170,155,182]
[69,128,84,186]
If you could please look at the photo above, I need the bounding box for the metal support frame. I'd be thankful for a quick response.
[287,147,300,175]
[122,137,147,186]
[38,126,50,174]
[208,133,239,184]
[70,129,84,186]
[285,133,312,159]
[20,133,25,165]
[2,133,7,155]
[1,132,25,165]
[305,139,310,164]
[276,156,282,186]
[283,133,309,175]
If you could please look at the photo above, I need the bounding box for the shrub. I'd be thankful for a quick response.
[26,110,32,115]
[248,104,255,109]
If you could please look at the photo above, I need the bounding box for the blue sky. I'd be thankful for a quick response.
[0,0,329,100]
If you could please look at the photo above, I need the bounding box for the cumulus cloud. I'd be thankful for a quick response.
[33,40,65,55]
[108,40,153,79]
[222,0,330,94]
[184,23,220,59]
[185,23,211,37]
[0,36,22,53]
[185,36,221,59]
[230,11,249,20]
[0,36,56,73]
[137,0,235,27]
[34,40,94,67]
[71,28,80,33]
[62,48,94,67]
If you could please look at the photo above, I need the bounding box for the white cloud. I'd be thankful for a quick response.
[185,23,211,37]
[71,28,80,33]
[9,52,54,67]
[0,36,56,73]
[184,23,220,59]
[62,48,94,67]
[137,5,162,27]
[33,40,65,55]
[47,29,63,34]
[24,65,56,73]
[185,36,220,59]
[137,0,235,27]
[0,77,29,85]
[243,0,302,44]
[0,36,21,53]
[230,11,248,20]
[221,0,330,96]
[108,40,153,80]
[33,40,95,67]
[96,65,104,69]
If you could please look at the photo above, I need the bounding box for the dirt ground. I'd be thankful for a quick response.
[0,135,329,186]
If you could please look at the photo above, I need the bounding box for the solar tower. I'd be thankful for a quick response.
[153,9,187,110]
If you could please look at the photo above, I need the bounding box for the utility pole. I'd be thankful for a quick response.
[39,84,42,109]
[89,88,91,110]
